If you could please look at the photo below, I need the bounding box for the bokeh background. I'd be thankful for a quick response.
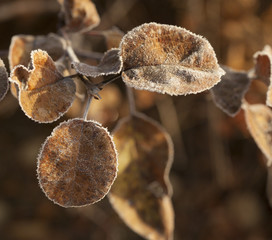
[0,0,272,239]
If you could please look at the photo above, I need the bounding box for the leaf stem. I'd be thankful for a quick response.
[83,95,93,121]
[126,86,136,115]
[97,74,121,88]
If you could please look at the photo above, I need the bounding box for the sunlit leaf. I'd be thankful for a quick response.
[243,102,272,166]
[109,113,174,240]
[59,0,100,33]
[37,118,118,207]
[8,34,66,98]
[253,45,272,107]
[10,50,76,123]
[0,59,9,102]
[72,48,122,77]
[211,66,251,116]
[120,22,225,96]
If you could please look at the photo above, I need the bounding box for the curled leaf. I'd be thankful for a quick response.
[243,102,272,166]
[37,118,118,207]
[120,22,225,95]
[211,66,251,116]
[109,113,174,240]
[253,45,272,107]
[72,48,122,77]
[10,50,76,123]
[59,0,100,33]
[8,34,66,98]
[0,59,9,102]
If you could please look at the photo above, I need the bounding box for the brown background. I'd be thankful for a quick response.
[0,0,272,239]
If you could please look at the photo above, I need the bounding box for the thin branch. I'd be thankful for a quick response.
[97,74,121,88]
[83,95,93,121]
[75,49,104,61]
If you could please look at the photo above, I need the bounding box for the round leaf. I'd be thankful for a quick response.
[120,22,225,96]
[37,118,118,207]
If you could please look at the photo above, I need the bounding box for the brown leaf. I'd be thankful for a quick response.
[72,48,122,77]
[0,59,9,102]
[253,45,272,107]
[10,50,76,123]
[59,0,100,33]
[243,102,272,166]
[37,118,118,207]
[253,45,272,86]
[8,34,66,98]
[211,66,251,116]
[109,113,174,240]
[120,22,225,96]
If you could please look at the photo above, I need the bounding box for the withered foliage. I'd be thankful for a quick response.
[109,113,174,240]
[120,22,225,95]
[243,102,272,166]
[8,34,66,98]
[10,50,75,123]
[58,0,100,33]
[253,45,272,106]
[37,119,118,207]
[211,66,251,116]
[0,59,9,102]
[72,48,122,77]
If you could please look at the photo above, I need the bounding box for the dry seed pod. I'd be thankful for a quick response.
[72,48,122,77]
[37,118,118,207]
[243,102,272,166]
[59,0,100,33]
[10,50,76,123]
[253,45,272,107]
[211,66,251,116]
[0,59,9,102]
[109,113,174,240]
[120,22,225,96]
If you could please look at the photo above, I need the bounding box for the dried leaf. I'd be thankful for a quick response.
[211,66,251,116]
[253,45,272,107]
[120,22,225,96]
[37,118,118,207]
[8,34,66,98]
[60,0,100,33]
[0,59,9,102]
[10,50,76,123]
[72,48,122,77]
[109,113,174,240]
[243,102,272,166]
[253,45,272,86]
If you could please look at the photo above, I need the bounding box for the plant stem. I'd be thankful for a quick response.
[126,86,136,115]
[83,95,93,121]
[97,74,121,88]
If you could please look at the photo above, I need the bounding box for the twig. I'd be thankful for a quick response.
[83,95,93,120]
[75,49,104,61]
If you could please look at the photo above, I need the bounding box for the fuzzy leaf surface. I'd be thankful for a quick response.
[211,66,251,116]
[38,118,118,207]
[72,48,122,77]
[10,50,75,123]
[120,22,225,95]
[109,113,174,240]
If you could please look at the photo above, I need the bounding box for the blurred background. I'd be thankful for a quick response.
[0,0,272,239]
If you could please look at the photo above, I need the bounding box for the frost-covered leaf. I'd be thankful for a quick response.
[253,45,272,107]
[120,22,225,96]
[59,0,100,33]
[37,118,117,207]
[211,66,251,116]
[8,34,66,98]
[0,59,9,102]
[72,48,122,77]
[10,50,76,123]
[109,113,174,240]
[243,102,272,166]
[253,45,272,86]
